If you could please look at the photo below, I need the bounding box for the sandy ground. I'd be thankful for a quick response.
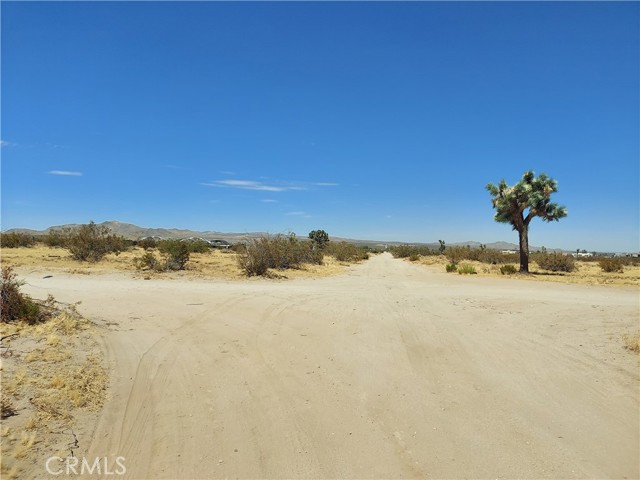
[13,252,640,479]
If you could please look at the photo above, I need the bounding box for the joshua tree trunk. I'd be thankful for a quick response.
[518,225,529,273]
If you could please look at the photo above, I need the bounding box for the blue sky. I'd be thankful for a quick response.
[2,2,638,252]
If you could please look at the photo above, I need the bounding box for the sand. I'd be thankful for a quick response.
[12,252,640,479]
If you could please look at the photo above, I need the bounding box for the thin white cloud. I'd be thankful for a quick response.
[201,179,339,192]
[261,199,278,203]
[47,170,82,176]
[1,140,15,148]
[286,211,306,216]
[202,180,293,192]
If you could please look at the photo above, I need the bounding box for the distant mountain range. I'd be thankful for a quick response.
[5,220,560,252]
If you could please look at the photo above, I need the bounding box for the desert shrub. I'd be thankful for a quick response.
[1,396,16,419]
[137,237,159,250]
[500,264,518,275]
[66,222,128,262]
[41,229,70,247]
[409,254,420,262]
[390,245,436,258]
[158,240,190,270]
[445,263,458,273]
[534,252,576,272]
[599,258,624,273]
[237,234,323,276]
[134,252,165,272]
[623,333,640,354]
[390,245,414,258]
[446,246,468,265]
[238,240,271,276]
[0,232,37,248]
[1,266,43,324]
[325,242,369,262]
[458,264,477,275]
[183,239,211,254]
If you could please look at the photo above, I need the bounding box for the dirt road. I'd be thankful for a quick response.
[20,253,639,479]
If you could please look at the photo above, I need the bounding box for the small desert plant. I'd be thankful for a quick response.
[237,234,323,276]
[1,266,43,324]
[134,252,165,272]
[622,333,640,353]
[457,264,477,275]
[66,222,127,262]
[500,264,518,275]
[534,252,576,272]
[0,232,37,248]
[41,229,69,247]
[186,239,211,253]
[1,396,16,419]
[137,237,159,250]
[409,254,420,262]
[390,245,436,258]
[599,258,624,273]
[158,240,190,270]
[325,242,369,262]
[446,247,468,265]
[445,263,458,273]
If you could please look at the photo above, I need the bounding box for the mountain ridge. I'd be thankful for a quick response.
[4,220,563,252]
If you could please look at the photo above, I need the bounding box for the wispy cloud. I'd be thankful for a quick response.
[47,170,82,176]
[286,211,313,218]
[202,180,296,192]
[201,179,339,192]
[1,140,15,148]
[261,199,278,203]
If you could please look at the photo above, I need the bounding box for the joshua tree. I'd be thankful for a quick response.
[308,230,329,250]
[487,171,567,273]
[438,240,446,253]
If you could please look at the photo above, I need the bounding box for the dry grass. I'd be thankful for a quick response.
[2,244,355,280]
[0,308,106,478]
[622,333,640,354]
[414,255,640,287]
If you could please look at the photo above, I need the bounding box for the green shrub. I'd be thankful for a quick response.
[599,258,624,273]
[158,240,190,270]
[534,252,576,272]
[390,245,436,258]
[409,254,420,262]
[237,234,323,276]
[41,229,69,247]
[0,232,36,248]
[500,264,518,275]
[325,242,369,262]
[185,239,211,254]
[445,263,458,273]
[458,264,477,275]
[134,252,165,272]
[66,222,128,262]
[1,266,42,324]
[308,230,329,250]
[137,237,159,250]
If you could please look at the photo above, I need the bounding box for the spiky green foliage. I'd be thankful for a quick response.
[308,230,330,249]
[487,171,567,228]
[487,171,567,273]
